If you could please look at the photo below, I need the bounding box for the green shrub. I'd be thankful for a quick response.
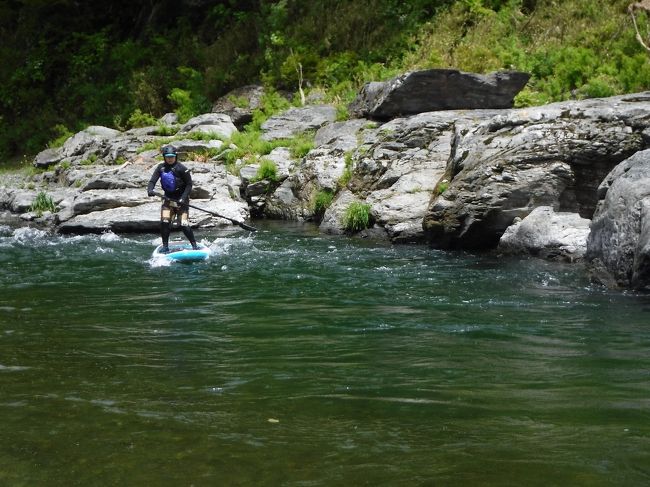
[514,88,550,108]
[155,124,177,136]
[186,131,225,142]
[137,140,165,153]
[312,189,334,215]
[47,125,74,149]
[80,153,98,165]
[577,74,620,99]
[337,152,354,188]
[226,130,277,167]
[169,88,195,123]
[30,191,57,216]
[254,159,278,181]
[342,201,371,232]
[287,132,314,159]
[167,66,211,123]
[127,109,158,128]
[335,104,349,121]
[228,94,250,108]
[249,90,292,130]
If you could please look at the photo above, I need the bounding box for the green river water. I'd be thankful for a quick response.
[1,221,649,486]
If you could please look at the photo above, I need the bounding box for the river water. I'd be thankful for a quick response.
[1,221,649,486]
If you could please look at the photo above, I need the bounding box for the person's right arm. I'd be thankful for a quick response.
[147,165,161,196]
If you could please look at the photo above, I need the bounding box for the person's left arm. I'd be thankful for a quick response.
[179,164,193,203]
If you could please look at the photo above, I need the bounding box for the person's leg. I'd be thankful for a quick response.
[179,207,197,249]
[161,222,171,251]
[160,202,172,252]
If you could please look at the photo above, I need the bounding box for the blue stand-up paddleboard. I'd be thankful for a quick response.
[152,242,210,263]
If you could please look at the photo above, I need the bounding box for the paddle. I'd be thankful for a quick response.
[152,192,257,232]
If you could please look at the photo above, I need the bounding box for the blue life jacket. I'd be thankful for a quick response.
[160,168,177,192]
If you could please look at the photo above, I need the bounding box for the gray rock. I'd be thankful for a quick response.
[261,146,348,222]
[245,180,270,197]
[190,196,250,226]
[239,165,260,183]
[54,125,123,164]
[63,126,121,155]
[240,149,296,218]
[423,95,649,249]
[9,85,650,291]
[264,180,302,221]
[80,166,151,191]
[319,190,359,235]
[261,105,337,141]
[159,113,179,125]
[33,148,63,168]
[298,148,349,193]
[104,135,158,162]
[179,114,238,139]
[349,69,530,120]
[65,189,149,216]
[264,147,295,179]
[4,189,40,213]
[2,188,71,214]
[125,126,163,137]
[499,206,590,261]
[356,113,455,242]
[58,202,161,234]
[318,189,386,239]
[586,149,650,289]
[211,85,265,128]
[314,119,370,151]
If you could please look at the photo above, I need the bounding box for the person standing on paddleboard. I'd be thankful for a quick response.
[147,145,198,253]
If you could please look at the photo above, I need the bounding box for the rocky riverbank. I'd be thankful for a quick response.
[2,69,650,290]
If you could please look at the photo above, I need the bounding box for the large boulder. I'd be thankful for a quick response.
[586,149,650,289]
[33,125,124,168]
[0,188,72,214]
[211,85,265,128]
[423,94,650,249]
[349,69,530,120]
[498,206,590,261]
[179,113,238,139]
[61,126,122,159]
[350,112,460,242]
[33,148,63,169]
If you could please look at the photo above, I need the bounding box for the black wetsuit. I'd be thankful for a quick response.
[147,161,196,249]
[148,161,192,202]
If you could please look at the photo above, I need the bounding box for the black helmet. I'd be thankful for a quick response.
[161,145,177,158]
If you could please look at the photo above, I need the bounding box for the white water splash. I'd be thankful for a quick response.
[99,231,124,243]
[11,226,51,244]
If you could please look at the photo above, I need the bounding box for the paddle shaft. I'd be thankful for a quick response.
[152,192,257,232]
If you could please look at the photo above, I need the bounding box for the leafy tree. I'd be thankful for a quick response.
[1,0,649,163]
